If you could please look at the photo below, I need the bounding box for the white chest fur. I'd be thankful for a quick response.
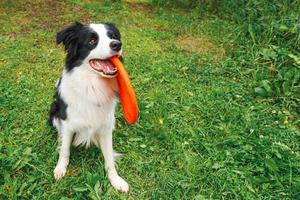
[58,65,118,146]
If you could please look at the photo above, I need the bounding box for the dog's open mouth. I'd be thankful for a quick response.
[89,59,117,77]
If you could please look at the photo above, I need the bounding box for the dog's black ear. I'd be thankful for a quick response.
[56,22,83,60]
[56,22,83,48]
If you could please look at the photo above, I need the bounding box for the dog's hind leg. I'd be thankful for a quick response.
[98,130,129,193]
[54,126,74,180]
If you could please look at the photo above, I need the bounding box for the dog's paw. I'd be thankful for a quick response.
[109,175,129,193]
[54,165,67,181]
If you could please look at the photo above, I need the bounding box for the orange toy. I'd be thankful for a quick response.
[109,56,139,125]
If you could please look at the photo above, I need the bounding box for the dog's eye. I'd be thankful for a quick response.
[89,38,97,45]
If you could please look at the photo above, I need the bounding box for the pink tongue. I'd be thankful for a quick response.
[90,60,115,73]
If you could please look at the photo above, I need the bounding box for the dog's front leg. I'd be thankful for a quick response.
[99,131,129,193]
[54,128,74,180]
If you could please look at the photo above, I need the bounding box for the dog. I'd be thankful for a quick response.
[49,22,129,193]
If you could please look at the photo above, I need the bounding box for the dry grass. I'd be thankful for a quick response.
[176,35,225,63]
[0,0,91,36]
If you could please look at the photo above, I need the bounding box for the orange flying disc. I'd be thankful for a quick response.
[109,56,139,124]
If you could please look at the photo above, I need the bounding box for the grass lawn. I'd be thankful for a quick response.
[0,0,299,199]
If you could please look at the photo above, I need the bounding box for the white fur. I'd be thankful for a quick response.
[53,24,129,193]
[59,66,117,147]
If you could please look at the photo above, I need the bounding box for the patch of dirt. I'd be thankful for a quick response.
[1,0,92,37]
[25,0,91,30]
[176,35,225,63]
[125,1,154,14]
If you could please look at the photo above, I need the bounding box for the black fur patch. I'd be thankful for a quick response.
[104,23,121,41]
[48,85,68,127]
[119,55,124,63]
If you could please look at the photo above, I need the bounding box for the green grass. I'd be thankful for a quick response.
[0,0,299,199]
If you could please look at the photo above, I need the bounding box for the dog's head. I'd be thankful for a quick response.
[57,22,122,77]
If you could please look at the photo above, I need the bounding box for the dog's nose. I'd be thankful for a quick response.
[110,41,122,51]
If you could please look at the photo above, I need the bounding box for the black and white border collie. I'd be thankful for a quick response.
[49,22,129,192]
